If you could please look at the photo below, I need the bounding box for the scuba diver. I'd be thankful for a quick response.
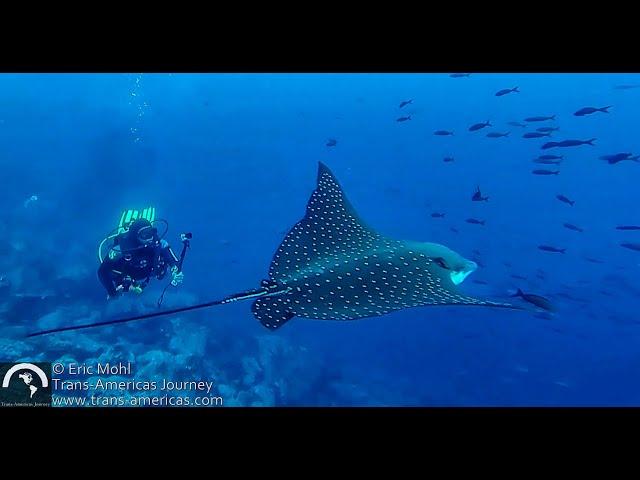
[97,208,191,300]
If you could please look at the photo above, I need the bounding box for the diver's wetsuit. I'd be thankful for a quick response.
[98,223,179,298]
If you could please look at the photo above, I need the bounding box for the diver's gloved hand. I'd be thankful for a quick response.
[170,266,184,287]
[108,285,124,300]
[113,283,143,296]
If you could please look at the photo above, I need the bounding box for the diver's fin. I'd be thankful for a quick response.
[251,296,295,330]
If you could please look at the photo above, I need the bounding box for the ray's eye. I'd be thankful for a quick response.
[432,257,450,270]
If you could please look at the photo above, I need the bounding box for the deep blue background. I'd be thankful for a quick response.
[1,73,639,405]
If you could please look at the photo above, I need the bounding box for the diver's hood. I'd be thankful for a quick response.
[120,219,158,250]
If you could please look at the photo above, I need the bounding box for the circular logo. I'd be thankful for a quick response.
[2,363,49,401]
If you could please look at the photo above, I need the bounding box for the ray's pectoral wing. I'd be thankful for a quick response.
[252,295,295,330]
[253,162,386,330]
[253,253,518,331]
[267,162,385,283]
[409,261,516,309]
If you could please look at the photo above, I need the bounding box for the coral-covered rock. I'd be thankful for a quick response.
[0,337,34,361]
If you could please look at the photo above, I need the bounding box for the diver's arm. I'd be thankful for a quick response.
[160,240,184,286]
[160,240,180,269]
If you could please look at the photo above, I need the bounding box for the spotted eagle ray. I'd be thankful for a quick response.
[28,162,519,338]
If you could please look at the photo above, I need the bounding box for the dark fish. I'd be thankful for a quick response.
[563,223,584,233]
[523,132,551,139]
[574,106,612,116]
[532,169,559,175]
[466,218,485,226]
[472,249,481,256]
[443,157,455,163]
[614,84,640,90]
[535,271,546,280]
[511,274,527,280]
[326,138,337,147]
[431,212,446,218]
[538,245,566,253]
[512,288,555,312]
[542,138,596,149]
[397,116,411,122]
[600,153,639,164]
[620,243,640,252]
[469,121,492,132]
[525,115,556,122]
[472,186,489,202]
[556,195,575,206]
[616,225,640,231]
[534,159,562,165]
[536,127,560,133]
[450,227,459,234]
[486,131,510,138]
[583,256,604,264]
[539,154,564,160]
[472,279,489,285]
[601,153,632,161]
[496,87,519,96]
[508,121,527,128]
[434,130,454,136]
[450,73,471,78]
[399,99,413,108]
[534,312,554,320]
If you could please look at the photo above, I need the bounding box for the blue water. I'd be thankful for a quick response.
[1,73,639,406]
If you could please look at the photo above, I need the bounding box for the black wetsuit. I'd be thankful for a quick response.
[98,238,179,297]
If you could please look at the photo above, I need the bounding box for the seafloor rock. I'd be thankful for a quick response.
[135,349,179,381]
[217,383,243,406]
[250,383,275,406]
[97,344,136,366]
[241,356,262,386]
[35,328,107,360]
[0,337,34,361]
[53,354,79,367]
[168,322,207,357]
[35,304,98,330]
[36,310,65,330]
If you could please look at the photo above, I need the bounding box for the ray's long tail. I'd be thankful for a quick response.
[26,287,281,338]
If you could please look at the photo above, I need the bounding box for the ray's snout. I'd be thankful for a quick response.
[449,259,477,285]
